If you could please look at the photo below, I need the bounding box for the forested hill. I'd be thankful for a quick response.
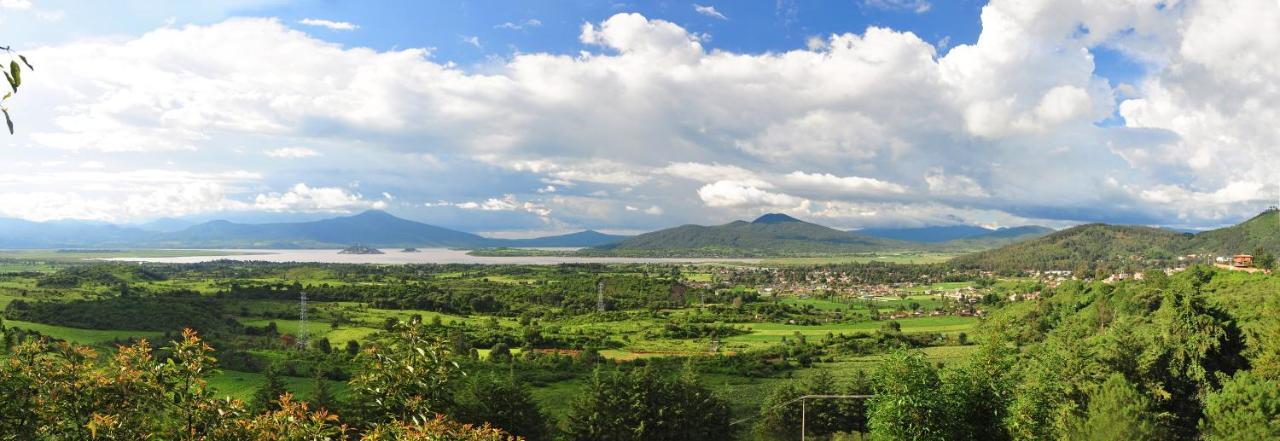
[596,213,904,256]
[950,223,1190,272]
[950,210,1280,272]
[1183,210,1280,255]
[933,225,1055,250]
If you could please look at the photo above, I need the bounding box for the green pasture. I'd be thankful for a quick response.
[2,319,160,344]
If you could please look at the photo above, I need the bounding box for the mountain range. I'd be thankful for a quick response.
[0,211,630,249]
[0,210,1053,253]
[594,213,1053,256]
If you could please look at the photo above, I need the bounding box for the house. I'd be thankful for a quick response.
[1233,254,1254,268]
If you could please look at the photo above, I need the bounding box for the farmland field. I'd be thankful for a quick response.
[0,258,994,437]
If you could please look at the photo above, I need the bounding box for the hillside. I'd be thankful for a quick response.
[950,210,1280,272]
[950,223,1189,272]
[937,226,1055,250]
[596,213,903,256]
[1182,210,1280,255]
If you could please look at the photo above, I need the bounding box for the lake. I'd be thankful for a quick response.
[100,248,759,265]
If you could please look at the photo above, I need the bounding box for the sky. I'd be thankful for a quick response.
[0,0,1278,237]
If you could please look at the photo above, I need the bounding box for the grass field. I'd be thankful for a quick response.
[724,316,976,345]
[207,369,349,402]
[2,319,159,344]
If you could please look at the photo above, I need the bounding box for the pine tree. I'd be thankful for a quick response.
[1070,374,1163,440]
[310,372,337,413]
[251,364,288,413]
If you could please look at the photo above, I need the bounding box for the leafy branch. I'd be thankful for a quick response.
[0,45,33,134]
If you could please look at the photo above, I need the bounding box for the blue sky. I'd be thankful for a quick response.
[0,0,1276,235]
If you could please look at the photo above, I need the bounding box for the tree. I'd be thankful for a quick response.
[944,339,1017,441]
[867,350,956,441]
[311,372,338,413]
[1068,374,1163,440]
[565,366,732,441]
[489,342,512,363]
[1253,247,1276,270]
[755,369,869,440]
[1201,371,1280,441]
[252,364,289,412]
[454,372,550,441]
[1148,279,1248,436]
[312,336,332,354]
[348,320,463,426]
[346,340,361,356]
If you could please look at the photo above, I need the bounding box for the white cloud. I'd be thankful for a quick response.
[454,194,551,217]
[462,35,482,48]
[11,5,1280,229]
[0,0,31,10]
[781,171,907,195]
[697,180,808,210]
[693,4,727,20]
[625,204,665,215]
[264,147,320,158]
[297,18,359,31]
[924,169,989,198]
[253,183,384,213]
[864,0,931,14]
[496,19,542,30]
[658,162,758,183]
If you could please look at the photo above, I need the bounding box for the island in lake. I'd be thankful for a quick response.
[338,245,384,255]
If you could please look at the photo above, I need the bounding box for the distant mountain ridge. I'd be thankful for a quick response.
[597,214,908,256]
[857,225,1052,243]
[0,211,629,249]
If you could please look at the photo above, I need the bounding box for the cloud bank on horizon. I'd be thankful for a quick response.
[0,0,1277,235]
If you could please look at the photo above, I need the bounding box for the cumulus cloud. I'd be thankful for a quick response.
[10,3,1280,229]
[781,171,908,196]
[697,180,808,210]
[264,147,320,158]
[253,183,385,213]
[924,169,989,198]
[440,195,550,217]
[297,18,359,31]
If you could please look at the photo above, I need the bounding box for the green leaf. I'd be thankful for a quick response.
[18,55,32,71]
[8,61,18,88]
[3,108,13,134]
[2,71,13,94]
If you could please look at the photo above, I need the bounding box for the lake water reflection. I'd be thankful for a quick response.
[102,248,758,265]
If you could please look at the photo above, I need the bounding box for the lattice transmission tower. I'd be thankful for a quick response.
[298,289,309,349]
